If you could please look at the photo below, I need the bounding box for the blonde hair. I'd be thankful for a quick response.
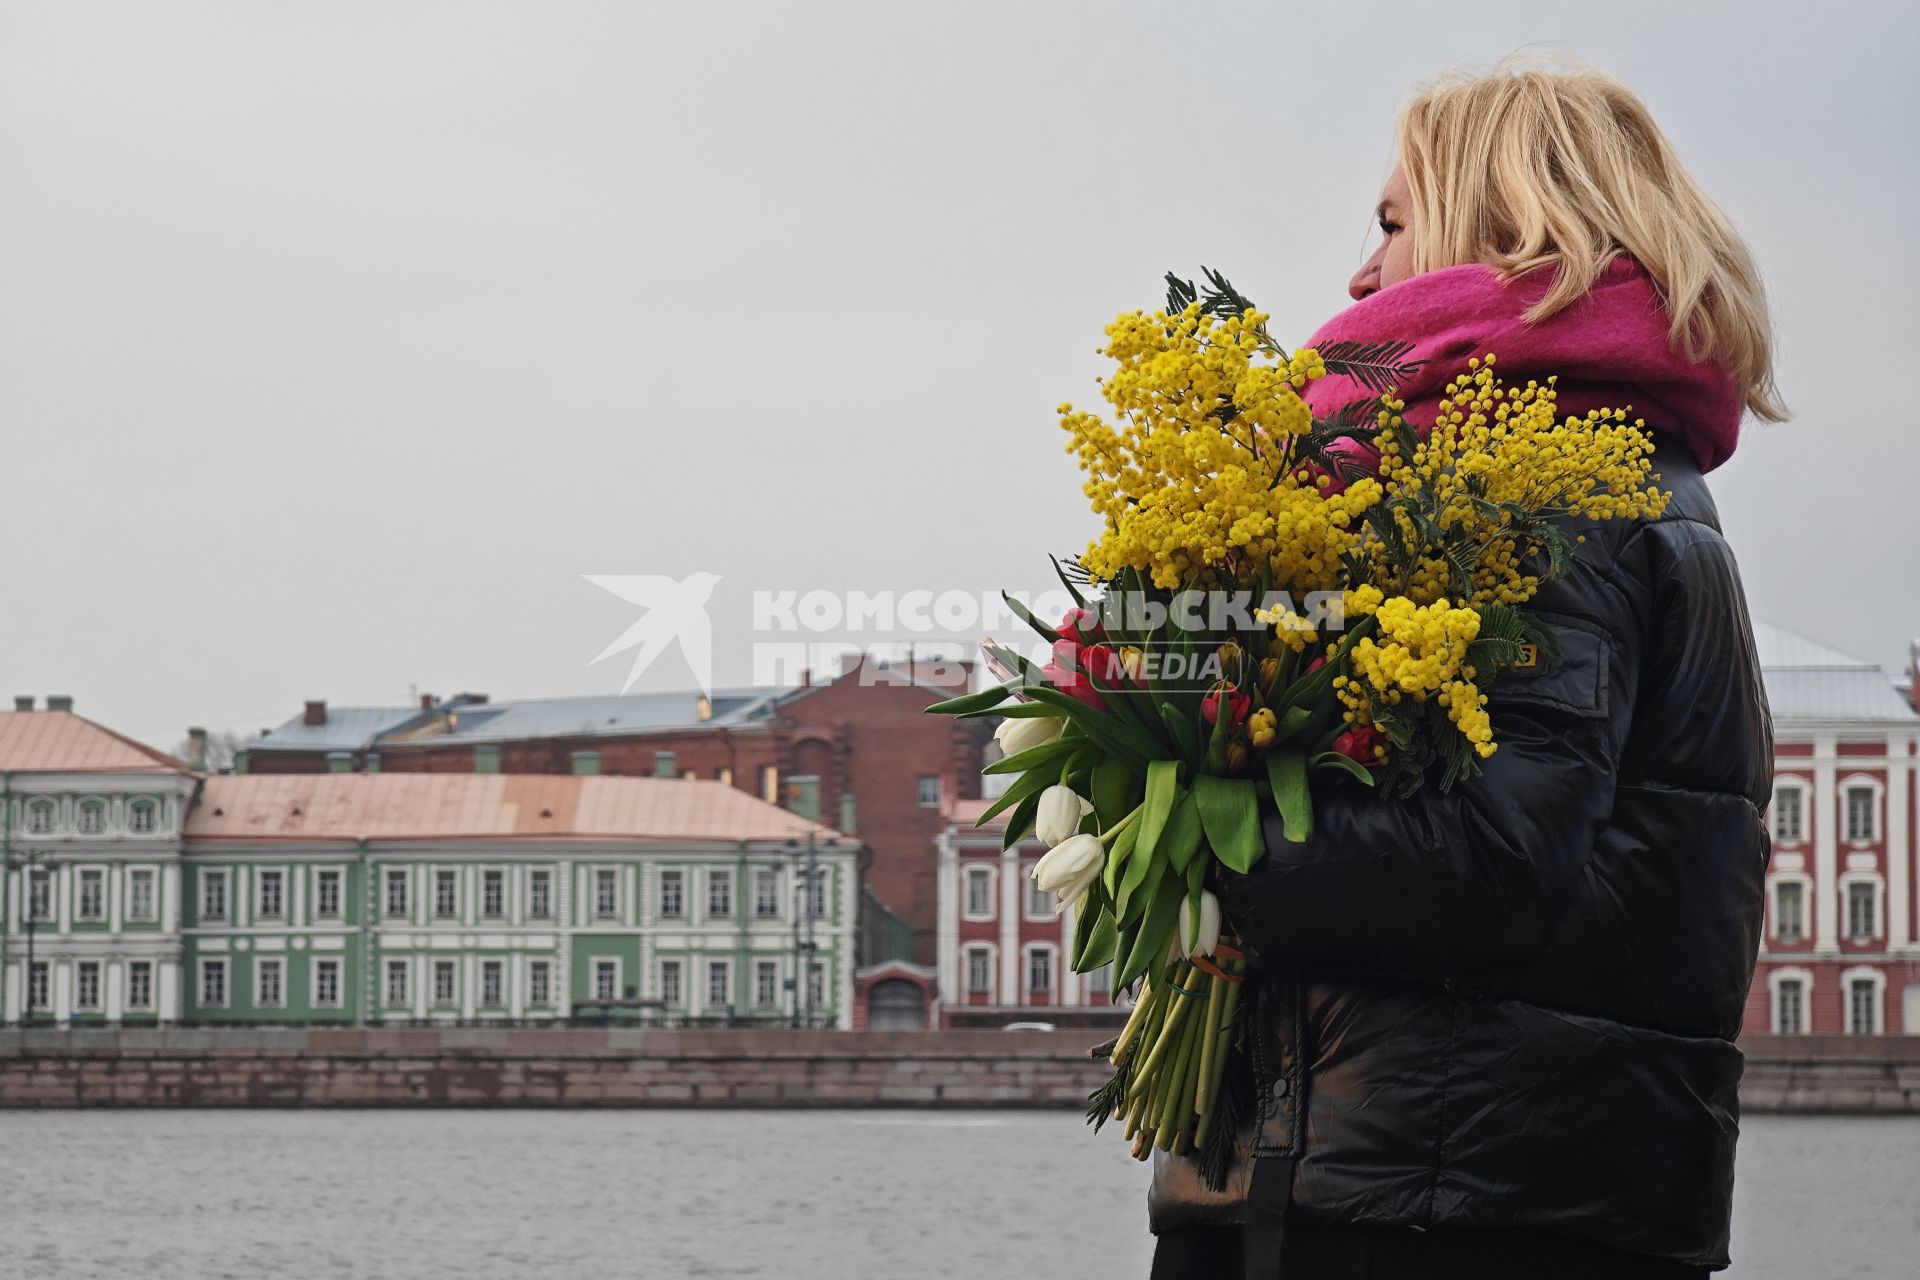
[1396,58,1787,422]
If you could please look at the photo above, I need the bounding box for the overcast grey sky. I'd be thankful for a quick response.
[2,0,1915,749]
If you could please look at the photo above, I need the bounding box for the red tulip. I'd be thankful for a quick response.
[1330,724,1386,765]
[1043,639,1109,711]
[1201,687,1251,734]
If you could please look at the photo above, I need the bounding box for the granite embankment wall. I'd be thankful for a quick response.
[0,1028,1916,1110]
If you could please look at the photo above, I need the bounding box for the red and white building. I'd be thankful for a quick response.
[932,798,1124,1029]
[1748,625,1920,1036]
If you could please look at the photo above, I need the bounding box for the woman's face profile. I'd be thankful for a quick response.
[1349,164,1417,301]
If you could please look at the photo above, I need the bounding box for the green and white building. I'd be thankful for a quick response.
[4,706,856,1028]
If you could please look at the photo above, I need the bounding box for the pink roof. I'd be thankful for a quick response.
[0,711,192,775]
[186,773,844,845]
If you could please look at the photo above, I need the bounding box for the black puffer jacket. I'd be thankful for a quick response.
[1148,438,1772,1269]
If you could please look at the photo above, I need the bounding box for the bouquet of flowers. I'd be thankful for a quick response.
[929,270,1668,1187]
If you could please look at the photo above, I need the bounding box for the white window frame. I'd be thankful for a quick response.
[1840,872,1885,943]
[25,799,54,835]
[964,944,995,999]
[384,959,411,1007]
[27,961,50,1012]
[1769,872,1812,943]
[594,957,623,1003]
[527,868,553,920]
[753,866,781,918]
[594,867,620,919]
[479,959,505,1009]
[128,799,157,834]
[431,958,459,1007]
[806,959,826,1011]
[754,959,779,1007]
[256,868,285,921]
[76,798,105,834]
[481,869,506,920]
[75,867,106,922]
[659,869,685,920]
[1839,775,1884,844]
[199,958,230,1009]
[1770,778,1810,845]
[312,958,343,1009]
[255,957,285,1008]
[200,869,229,923]
[657,958,682,1007]
[1024,863,1053,920]
[384,868,410,919]
[1025,944,1056,998]
[126,960,155,1012]
[74,961,103,1011]
[963,865,996,921]
[707,868,732,918]
[1841,966,1886,1035]
[1768,966,1813,1035]
[706,959,731,1009]
[527,958,553,1007]
[916,774,941,808]
[314,868,344,920]
[433,868,460,920]
[126,867,158,923]
[27,867,53,922]
[800,869,827,921]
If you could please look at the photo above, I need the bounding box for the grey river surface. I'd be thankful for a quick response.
[0,1111,1914,1279]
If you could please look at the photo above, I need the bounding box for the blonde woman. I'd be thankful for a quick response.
[1149,62,1779,1279]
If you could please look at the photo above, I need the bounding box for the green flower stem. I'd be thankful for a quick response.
[1099,803,1145,847]
[1126,978,1197,1105]
[1194,964,1244,1145]
[1109,973,1162,1068]
[1194,964,1227,1115]
[1157,998,1206,1150]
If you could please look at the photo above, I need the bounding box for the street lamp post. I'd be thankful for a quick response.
[5,850,43,1026]
[784,829,839,1029]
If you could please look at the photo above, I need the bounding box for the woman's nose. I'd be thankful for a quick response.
[1349,260,1379,301]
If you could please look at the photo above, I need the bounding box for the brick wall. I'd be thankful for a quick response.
[4,1029,1917,1112]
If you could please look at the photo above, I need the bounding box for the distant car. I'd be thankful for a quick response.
[1002,1021,1056,1032]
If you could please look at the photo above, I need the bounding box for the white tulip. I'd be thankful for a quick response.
[1032,833,1104,895]
[1034,785,1095,846]
[1180,889,1222,959]
[995,713,1065,757]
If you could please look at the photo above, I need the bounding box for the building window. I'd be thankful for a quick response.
[77,870,105,922]
[127,961,154,1012]
[432,960,458,1006]
[200,959,229,1008]
[77,800,104,834]
[707,869,732,918]
[127,868,157,923]
[385,869,410,918]
[595,869,619,919]
[528,869,552,919]
[75,961,102,1011]
[1027,948,1054,997]
[802,871,827,921]
[385,960,410,1007]
[1774,881,1805,942]
[257,869,284,920]
[1846,882,1879,941]
[658,959,682,1007]
[754,867,780,918]
[256,958,284,1008]
[528,959,552,1007]
[965,867,994,919]
[129,800,157,833]
[315,869,342,919]
[27,962,49,1012]
[434,869,459,919]
[28,869,52,922]
[314,960,342,1009]
[1027,869,1051,918]
[25,800,54,834]
[1775,978,1805,1034]
[755,960,778,1007]
[966,947,992,997]
[708,961,730,1007]
[482,870,505,919]
[1087,964,1112,999]
[1848,978,1878,1035]
[916,774,942,808]
[655,749,677,778]
[201,870,229,922]
[1845,786,1878,842]
[806,960,825,1012]
[593,958,620,1002]
[1771,787,1804,843]
[480,960,504,1009]
[659,870,685,919]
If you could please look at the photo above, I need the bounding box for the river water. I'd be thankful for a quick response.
[0,1110,1912,1278]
